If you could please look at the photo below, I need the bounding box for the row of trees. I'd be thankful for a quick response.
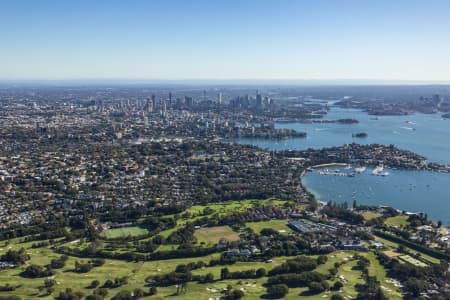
[220,267,267,279]
[268,255,321,276]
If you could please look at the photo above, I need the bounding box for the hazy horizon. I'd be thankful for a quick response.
[2,79,450,86]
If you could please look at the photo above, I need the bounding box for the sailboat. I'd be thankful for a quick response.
[355,166,366,173]
[372,165,389,176]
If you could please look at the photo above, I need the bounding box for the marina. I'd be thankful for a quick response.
[318,169,355,177]
[315,165,389,177]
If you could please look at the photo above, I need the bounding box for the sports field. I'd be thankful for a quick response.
[195,225,240,245]
[103,226,149,239]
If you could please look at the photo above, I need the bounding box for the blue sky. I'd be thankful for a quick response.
[1,0,450,81]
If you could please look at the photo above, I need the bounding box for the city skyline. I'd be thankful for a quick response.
[2,0,450,81]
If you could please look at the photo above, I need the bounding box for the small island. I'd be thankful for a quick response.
[352,132,368,138]
[309,118,359,124]
[337,118,359,124]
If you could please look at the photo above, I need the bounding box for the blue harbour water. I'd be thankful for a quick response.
[235,106,450,223]
[303,167,450,223]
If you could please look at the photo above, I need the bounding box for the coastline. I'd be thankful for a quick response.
[309,163,348,169]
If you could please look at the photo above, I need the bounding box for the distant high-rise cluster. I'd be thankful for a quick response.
[229,91,274,111]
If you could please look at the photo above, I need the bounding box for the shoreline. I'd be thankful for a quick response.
[309,163,348,169]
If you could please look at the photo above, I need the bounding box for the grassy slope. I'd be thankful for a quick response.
[0,237,403,300]
[361,211,383,221]
[384,215,409,227]
[0,198,415,300]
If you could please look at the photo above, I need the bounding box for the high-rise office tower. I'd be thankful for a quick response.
[151,94,156,110]
[185,96,193,107]
[145,98,153,113]
[256,93,263,109]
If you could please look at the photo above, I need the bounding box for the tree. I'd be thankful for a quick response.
[148,286,157,296]
[267,284,289,298]
[103,279,113,288]
[332,281,343,291]
[56,288,84,300]
[224,284,233,296]
[133,288,145,298]
[230,289,244,299]
[317,255,328,265]
[85,296,102,300]
[93,288,108,298]
[111,290,132,300]
[44,279,56,288]
[308,281,328,294]
[204,272,214,283]
[21,264,53,278]
[74,261,93,273]
[404,278,426,297]
[221,267,230,280]
[50,256,68,269]
[356,256,370,270]
[1,248,30,265]
[176,282,188,295]
[90,280,100,288]
[256,268,267,277]
[331,294,344,300]
[260,228,278,236]
[372,287,389,300]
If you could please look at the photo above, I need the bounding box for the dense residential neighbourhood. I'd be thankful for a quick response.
[0,85,449,300]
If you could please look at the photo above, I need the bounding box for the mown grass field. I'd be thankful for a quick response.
[103,226,149,239]
[245,220,292,234]
[195,225,240,245]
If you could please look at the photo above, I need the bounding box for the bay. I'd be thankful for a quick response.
[302,166,450,224]
[235,105,450,222]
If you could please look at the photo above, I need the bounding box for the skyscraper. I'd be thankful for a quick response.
[145,98,153,113]
[185,96,193,107]
[256,92,263,109]
[151,94,156,111]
